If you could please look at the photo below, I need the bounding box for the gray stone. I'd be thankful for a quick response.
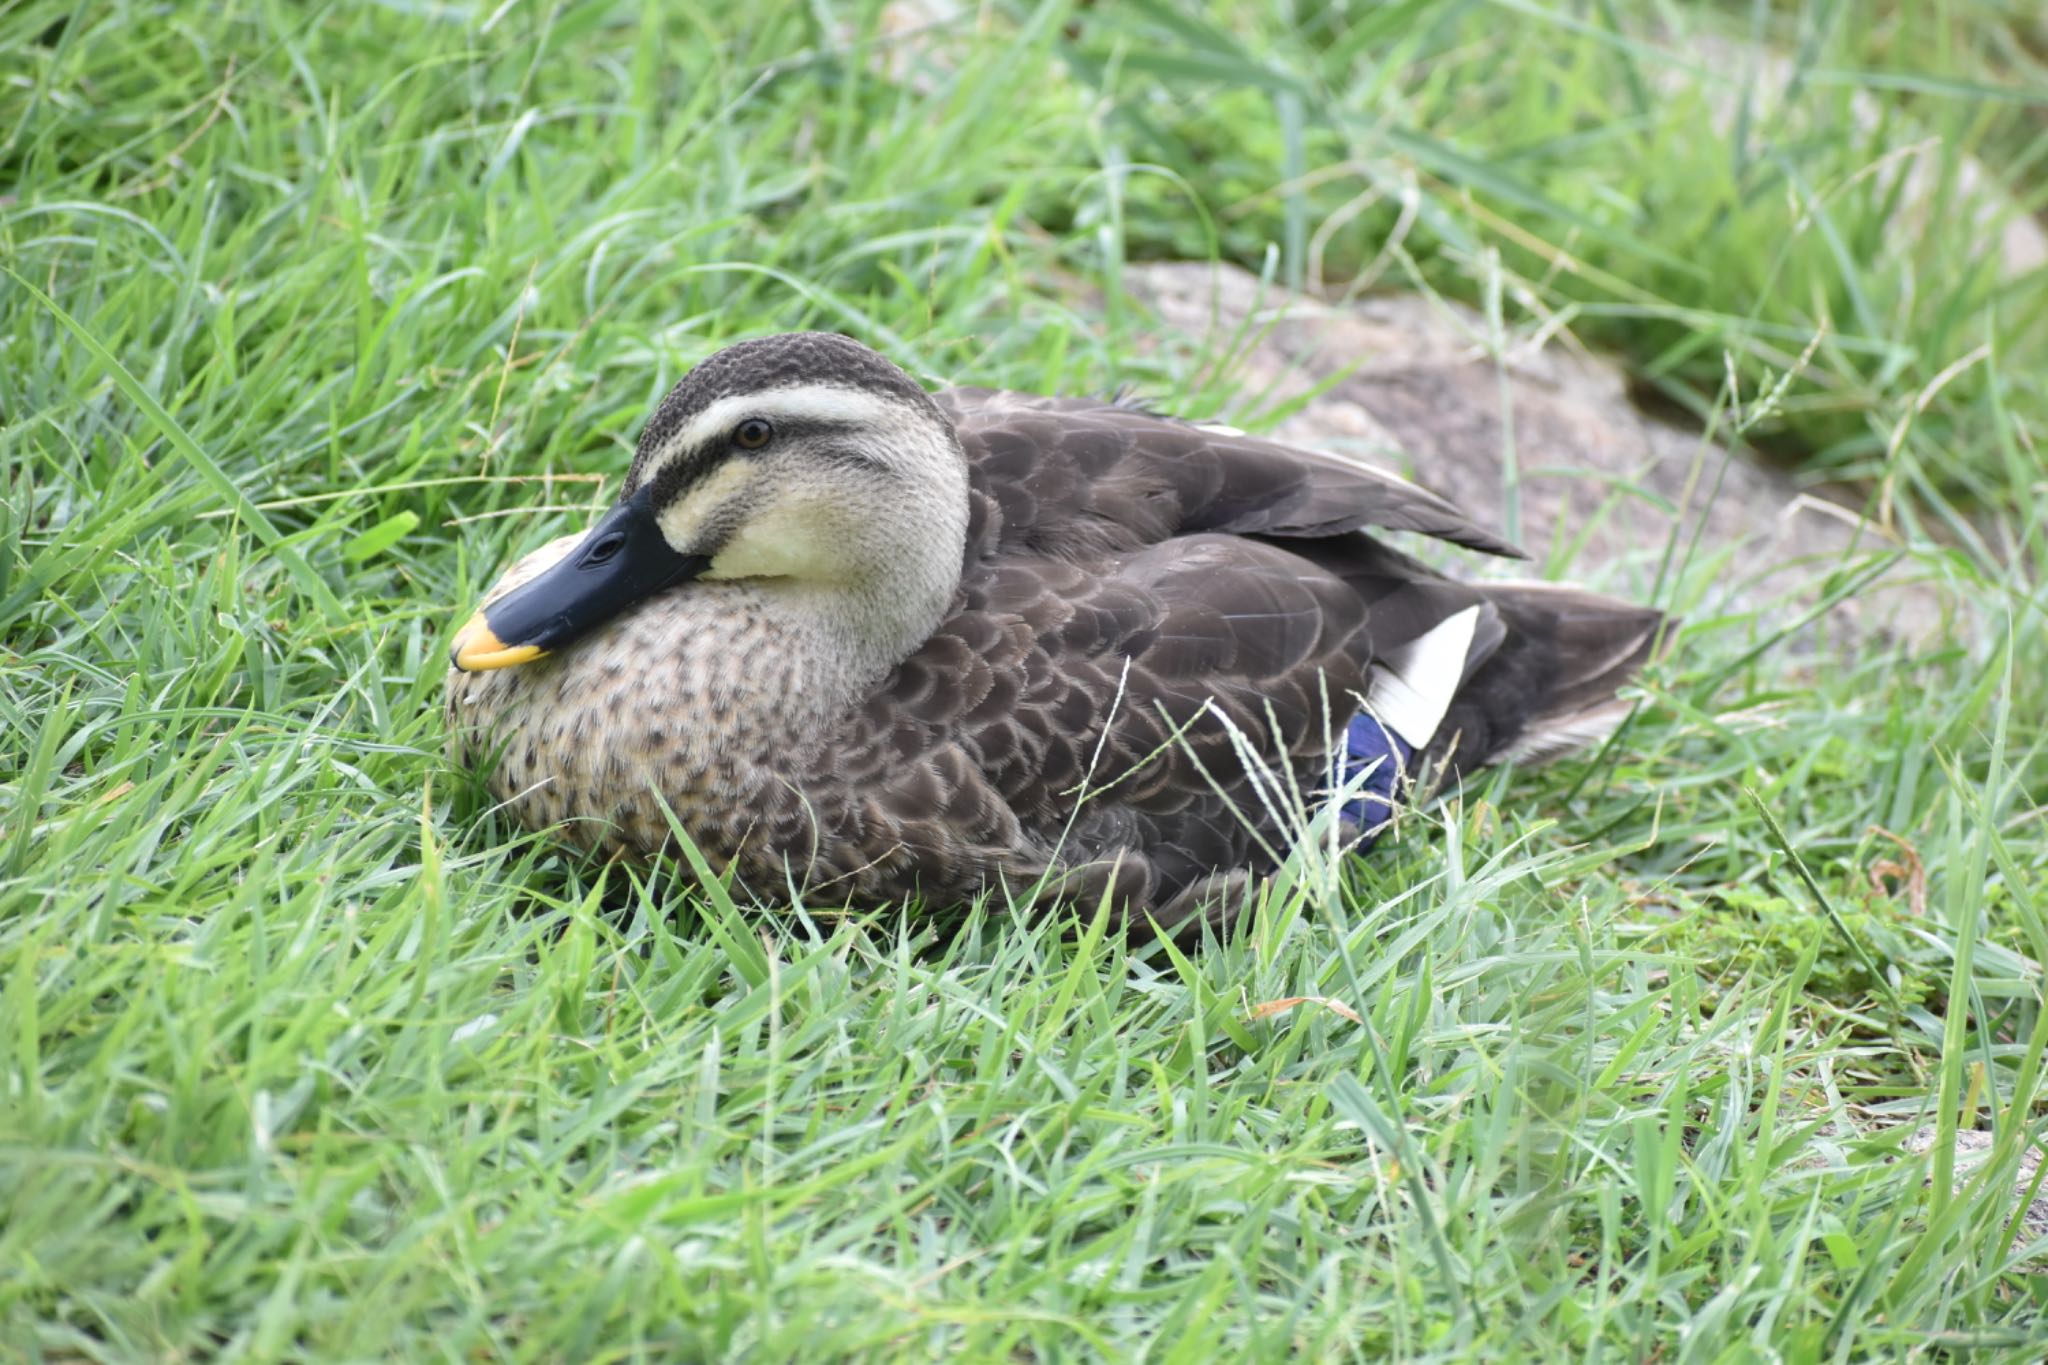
[1901,1125,2048,1248]
[1120,261,1970,650]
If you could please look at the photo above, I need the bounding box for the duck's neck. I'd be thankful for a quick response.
[731,569,957,724]
[689,440,970,730]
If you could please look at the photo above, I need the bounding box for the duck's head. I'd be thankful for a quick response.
[450,332,970,672]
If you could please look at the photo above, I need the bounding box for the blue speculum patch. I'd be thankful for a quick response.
[1335,711,1413,847]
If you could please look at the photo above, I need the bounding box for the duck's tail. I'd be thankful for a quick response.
[1313,539,1666,778]
[1410,579,1670,771]
[1289,531,1670,777]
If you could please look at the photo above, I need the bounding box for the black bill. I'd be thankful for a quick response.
[449,488,709,672]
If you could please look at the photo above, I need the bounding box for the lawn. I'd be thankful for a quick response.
[3,0,2046,1359]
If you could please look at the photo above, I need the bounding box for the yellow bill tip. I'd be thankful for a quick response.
[451,611,547,672]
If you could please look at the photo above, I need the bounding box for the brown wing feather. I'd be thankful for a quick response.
[940,388,1525,559]
[810,531,1373,910]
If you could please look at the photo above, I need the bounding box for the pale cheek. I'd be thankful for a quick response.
[705,499,864,581]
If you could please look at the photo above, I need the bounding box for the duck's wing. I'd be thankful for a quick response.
[944,385,1662,768]
[813,532,1378,912]
[939,387,1524,559]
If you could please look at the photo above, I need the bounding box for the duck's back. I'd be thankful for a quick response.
[797,390,1664,926]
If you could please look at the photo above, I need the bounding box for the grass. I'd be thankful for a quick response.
[2,0,2046,1358]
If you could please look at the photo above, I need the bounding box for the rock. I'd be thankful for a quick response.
[1901,1125,2048,1247]
[1120,261,1968,650]
[1785,1121,2046,1255]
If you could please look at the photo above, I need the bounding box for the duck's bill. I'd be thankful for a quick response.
[449,488,709,672]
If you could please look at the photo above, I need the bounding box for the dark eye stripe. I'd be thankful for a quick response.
[746,416,857,443]
[641,417,889,505]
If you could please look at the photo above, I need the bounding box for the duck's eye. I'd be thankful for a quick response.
[733,418,773,450]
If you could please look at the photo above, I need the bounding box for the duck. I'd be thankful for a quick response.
[444,331,1667,933]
